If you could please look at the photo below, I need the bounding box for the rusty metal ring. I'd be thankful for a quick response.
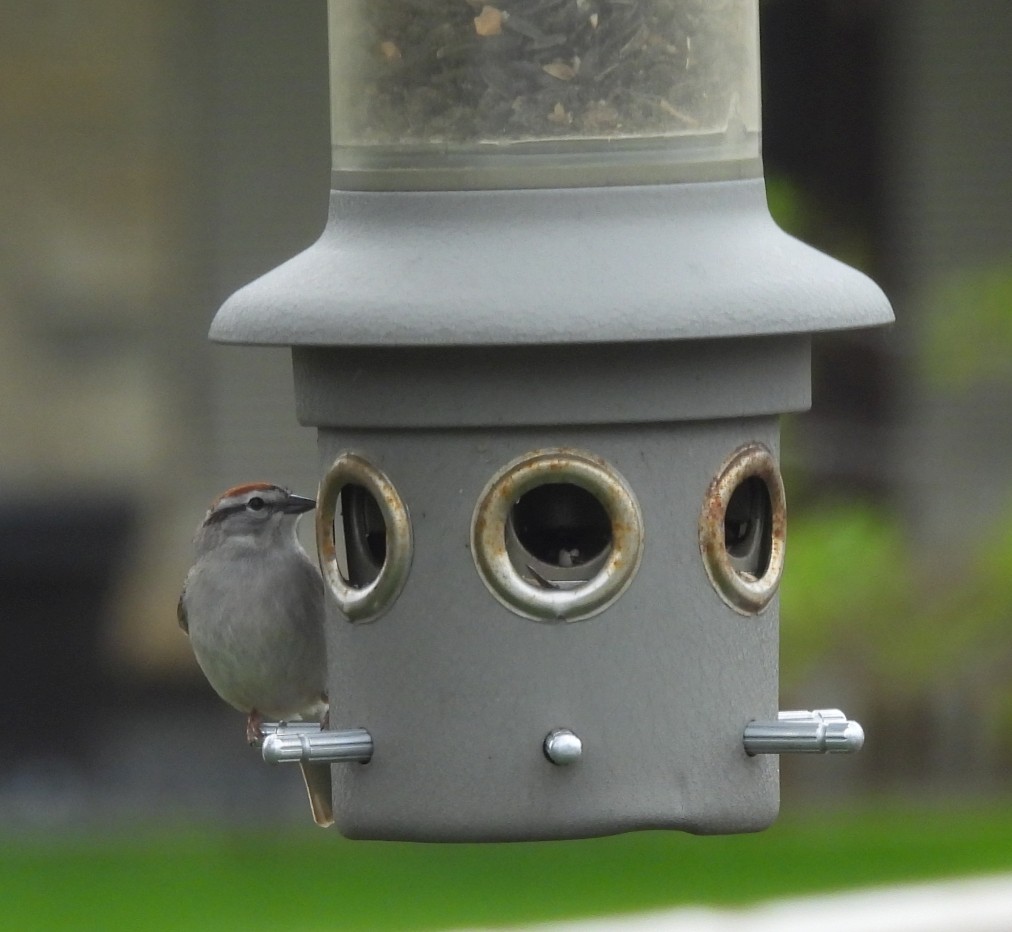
[699,443,786,615]
[316,453,412,623]
[471,449,643,622]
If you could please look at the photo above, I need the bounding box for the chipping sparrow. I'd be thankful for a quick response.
[178,482,332,827]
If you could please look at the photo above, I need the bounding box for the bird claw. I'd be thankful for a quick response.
[246,710,265,747]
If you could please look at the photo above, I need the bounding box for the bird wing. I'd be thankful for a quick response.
[177,584,189,634]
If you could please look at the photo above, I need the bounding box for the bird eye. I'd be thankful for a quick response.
[247,497,265,511]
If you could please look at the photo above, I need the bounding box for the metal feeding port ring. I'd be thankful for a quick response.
[316,452,413,623]
[471,448,644,622]
[699,442,786,615]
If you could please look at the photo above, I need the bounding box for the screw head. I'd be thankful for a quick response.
[544,728,583,765]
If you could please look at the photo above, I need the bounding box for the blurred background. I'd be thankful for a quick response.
[1,0,1010,924]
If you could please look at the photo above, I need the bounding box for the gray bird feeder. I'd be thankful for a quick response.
[211,0,891,841]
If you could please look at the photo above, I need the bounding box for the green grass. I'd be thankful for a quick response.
[5,802,1012,930]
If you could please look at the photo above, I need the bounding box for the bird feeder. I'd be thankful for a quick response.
[210,0,892,841]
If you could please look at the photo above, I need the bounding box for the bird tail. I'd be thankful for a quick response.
[300,762,334,828]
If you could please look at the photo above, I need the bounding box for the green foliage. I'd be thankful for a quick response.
[914,498,1012,734]
[780,494,1012,740]
[765,174,875,271]
[765,174,810,238]
[920,266,1012,392]
[769,169,1012,771]
[4,804,1012,930]
[912,502,1012,682]
[909,260,1012,734]
[779,503,911,689]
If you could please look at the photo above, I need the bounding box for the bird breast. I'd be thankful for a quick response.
[184,547,327,719]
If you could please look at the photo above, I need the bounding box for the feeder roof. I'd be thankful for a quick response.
[210,179,892,348]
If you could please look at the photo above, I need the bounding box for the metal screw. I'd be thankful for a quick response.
[544,728,583,765]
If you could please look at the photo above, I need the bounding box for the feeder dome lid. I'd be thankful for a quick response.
[210,179,893,348]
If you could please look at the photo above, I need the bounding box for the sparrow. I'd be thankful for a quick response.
[178,482,332,826]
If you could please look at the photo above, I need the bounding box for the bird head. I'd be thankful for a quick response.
[194,482,315,555]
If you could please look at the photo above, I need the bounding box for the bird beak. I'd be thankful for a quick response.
[281,493,316,514]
